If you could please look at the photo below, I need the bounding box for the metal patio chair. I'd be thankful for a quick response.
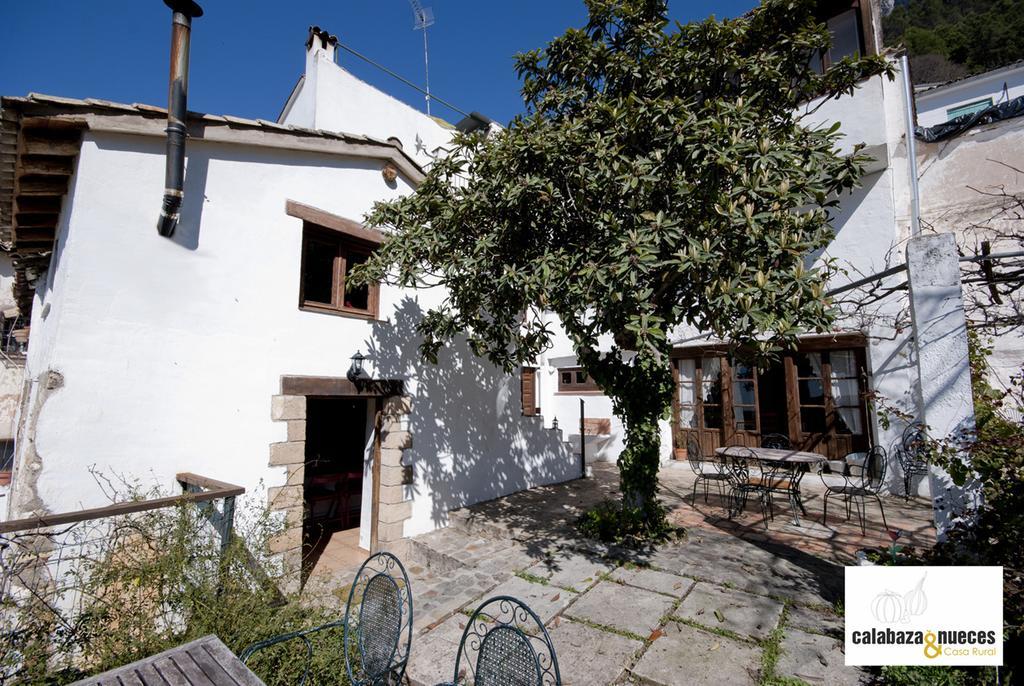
[724,447,773,528]
[685,433,730,504]
[897,423,930,500]
[820,445,889,535]
[760,433,792,450]
[435,595,561,686]
[241,551,413,686]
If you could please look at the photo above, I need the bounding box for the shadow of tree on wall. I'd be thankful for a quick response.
[367,296,579,532]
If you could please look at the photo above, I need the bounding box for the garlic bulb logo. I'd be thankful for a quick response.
[903,573,928,618]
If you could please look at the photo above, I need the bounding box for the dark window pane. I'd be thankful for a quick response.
[576,371,588,384]
[799,379,825,405]
[704,405,722,429]
[808,50,824,74]
[702,379,723,405]
[734,406,757,431]
[795,353,823,379]
[303,239,335,304]
[734,380,756,405]
[343,251,369,310]
[733,362,755,380]
[701,357,722,383]
[801,407,826,434]
[561,372,572,385]
[828,10,861,63]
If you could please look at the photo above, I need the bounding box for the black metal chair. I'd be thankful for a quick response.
[685,433,730,504]
[819,445,889,535]
[435,595,561,686]
[897,423,930,500]
[760,433,792,450]
[240,552,414,686]
[723,447,772,528]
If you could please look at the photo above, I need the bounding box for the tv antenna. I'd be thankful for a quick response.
[408,0,435,116]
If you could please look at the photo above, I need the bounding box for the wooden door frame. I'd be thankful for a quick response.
[671,337,871,457]
[370,399,382,553]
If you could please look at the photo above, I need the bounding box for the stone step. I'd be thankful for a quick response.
[446,506,512,541]
[405,531,465,575]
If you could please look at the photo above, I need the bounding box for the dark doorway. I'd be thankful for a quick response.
[303,397,370,581]
[757,363,790,438]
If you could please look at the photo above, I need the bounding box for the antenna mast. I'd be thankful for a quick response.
[408,0,435,116]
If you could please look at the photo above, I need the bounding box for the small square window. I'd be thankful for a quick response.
[299,224,379,319]
[557,367,600,393]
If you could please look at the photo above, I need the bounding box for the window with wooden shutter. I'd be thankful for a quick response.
[556,367,601,393]
[521,367,539,416]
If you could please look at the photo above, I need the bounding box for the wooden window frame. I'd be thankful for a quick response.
[812,0,870,72]
[288,200,382,321]
[556,367,601,394]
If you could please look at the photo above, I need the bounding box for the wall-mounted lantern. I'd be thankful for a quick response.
[348,350,366,382]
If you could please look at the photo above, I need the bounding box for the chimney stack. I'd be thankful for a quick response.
[306,26,338,63]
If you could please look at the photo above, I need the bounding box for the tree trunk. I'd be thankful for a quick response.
[613,350,674,526]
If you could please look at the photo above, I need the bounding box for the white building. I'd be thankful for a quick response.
[0,3,983,580]
[0,27,576,584]
[915,61,1024,395]
[915,60,1024,129]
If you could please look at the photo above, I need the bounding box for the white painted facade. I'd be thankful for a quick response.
[4,8,992,548]
[278,32,453,170]
[915,62,1024,129]
[3,31,577,548]
[915,113,1024,394]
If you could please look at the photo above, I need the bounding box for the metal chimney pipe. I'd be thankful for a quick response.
[157,0,203,237]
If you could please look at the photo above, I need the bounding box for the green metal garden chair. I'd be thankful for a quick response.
[240,551,413,686]
[434,595,561,686]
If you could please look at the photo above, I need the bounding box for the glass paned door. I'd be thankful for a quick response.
[731,360,759,434]
[789,349,869,458]
[672,356,726,459]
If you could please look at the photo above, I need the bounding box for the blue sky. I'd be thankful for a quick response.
[1,1,757,126]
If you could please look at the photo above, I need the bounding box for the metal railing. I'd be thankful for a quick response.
[0,472,243,535]
[0,473,248,681]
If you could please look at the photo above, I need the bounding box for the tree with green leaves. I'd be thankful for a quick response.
[351,0,893,539]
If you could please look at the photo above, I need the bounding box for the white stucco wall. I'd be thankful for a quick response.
[279,41,453,171]
[916,117,1024,393]
[7,130,576,540]
[916,64,1024,129]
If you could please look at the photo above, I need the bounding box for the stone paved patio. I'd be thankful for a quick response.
[304,460,937,685]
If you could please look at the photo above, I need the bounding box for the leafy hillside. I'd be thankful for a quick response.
[883,0,1024,82]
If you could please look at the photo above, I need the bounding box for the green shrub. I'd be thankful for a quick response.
[577,498,679,547]
[0,490,349,685]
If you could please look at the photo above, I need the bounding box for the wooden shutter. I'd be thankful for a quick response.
[521,367,538,416]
